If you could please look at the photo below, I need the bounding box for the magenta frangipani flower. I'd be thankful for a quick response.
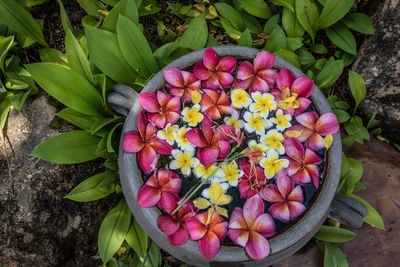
[260,170,306,222]
[237,159,266,199]
[185,211,228,259]
[234,50,277,93]
[270,68,314,116]
[200,89,235,120]
[123,111,172,174]
[227,194,276,260]
[137,168,181,213]
[193,47,237,90]
[286,111,339,151]
[138,91,181,129]
[157,199,198,246]
[163,67,201,102]
[283,138,322,188]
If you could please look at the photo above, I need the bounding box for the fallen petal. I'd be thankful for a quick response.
[139,92,160,113]
[315,113,339,136]
[243,195,264,226]
[122,131,144,153]
[157,214,180,235]
[251,213,276,237]
[137,185,161,207]
[269,202,290,222]
[236,61,255,80]
[216,57,237,73]
[138,146,158,174]
[254,50,275,72]
[245,231,270,260]
[203,47,219,70]
[168,224,189,246]
[163,68,184,88]
[227,229,249,247]
[288,201,306,220]
[291,76,314,98]
[276,68,295,91]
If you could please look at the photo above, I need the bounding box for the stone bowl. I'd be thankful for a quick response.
[117,46,342,266]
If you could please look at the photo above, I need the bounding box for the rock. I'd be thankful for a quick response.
[352,0,400,143]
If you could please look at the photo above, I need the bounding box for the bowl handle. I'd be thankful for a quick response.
[328,194,368,228]
[107,84,138,116]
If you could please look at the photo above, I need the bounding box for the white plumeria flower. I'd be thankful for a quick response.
[202,182,229,199]
[271,109,292,131]
[173,126,194,152]
[260,150,289,179]
[219,161,244,186]
[169,149,199,176]
[194,163,224,181]
[243,111,272,136]
[181,104,204,127]
[260,129,285,155]
[248,140,268,161]
[249,92,277,118]
[156,123,179,145]
[230,88,252,108]
[224,110,244,130]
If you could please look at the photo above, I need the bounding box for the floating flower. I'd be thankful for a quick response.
[270,68,314,116]
[182,104,204,127]
[286,111,339,151]
[173,126,194,152]
[138,91,181,128]
[194,182,232,218]
[169,149,200,176]
[230,88,252,108]
[157,123,179,145]
[271,109,292,131]
[163,67,201,102]
[260,170,306,222]
[193,47,237,90]
[185,211,228,259]
[249,92,277,118]
[260,129,285,155]
[219,161,244,186]
[243,111,272,136]
[237,159,266,199]
[194,163,224,181]
[260,150,289,179]
[227,194,276,260]
[123,111,172,174]
[224,111,244,131]
[284,137,322,188]
[157,199,198,245]
[247,140,267,162]
[200,89,234,120]
[137,169,181,213]
[234,50,277,93]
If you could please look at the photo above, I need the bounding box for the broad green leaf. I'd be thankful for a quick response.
[10,89,31,111]
[107,123,122,153]
[39,48,68,66]
[220,17,242,40]
[103,0,139,32]
[366,110,379,129]
[0,0,48,46]
[65,172,118,202]
[269,0,294,12]
[319,0,354,29]
[239,0,272,19]
[76,0,106,16]
[274,49,300,69]
[342,52,356,67]
[282,8,304,38]
[342,131,359,146]
[344,116,370,143]
[90,117,123,135]
[98,199,131,263]
[348,194,385,230]
[26,63,104,116]
[85,27,136,84]
[295,0,319,42]
[286,37,303,51]
[125,219,148,257]
[215,2,245,31]
[333,109,350,123]
[0,92,13,128]
[314,225,356,242]
[316,59,344,88]
[56,0,72,32]
[324,242,336,267]
[17,0,48,7]
[312,44,328,54]
[81,15,101,28]
[263,14,279,35]
[264,27,287,52]
[335,100,350,110]
[56,108,98,132]
[342,13,374,35]
[325,23,357,55]
[31,130,101,164]
[207,34,219,47]
[5,79,29,90]
[237,29,252,47]
[341,156,363,187]
[240,11,263,34]
[296,49,315,65]
[353,181,366,192]
[348,70,366,112]
[179,15,208,51]
[164,47,193,64]
[0,36,14,60]
[138,0,160,16]
[324,242,349,267]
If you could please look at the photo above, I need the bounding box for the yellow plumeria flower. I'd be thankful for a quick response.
[248,140,268,161]
[194,163,224,181]
[260,150,289,179]
[249,92,277,118]
[243,111,272,135]
[169,149,199,176]
[219,161,244,186]
[194,182,232,218]
[260,129,285,155]
[182,104,204,127]
[230,88,252,108]
[224,111,244,130]
[156,123,179,145]
[173,127,194,151]
[271,109,292,131]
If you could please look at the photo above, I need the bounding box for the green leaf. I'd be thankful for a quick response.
[344,116,370,143]
[264,27,287,52]
[366,110,379,129]
[5,79,30,90]
[39,48,68,66]
[335,100,350,110]
[274,48,300,69]
[295,0,319,42]
[286,37,303,51]
[316,59,344,88]
[240,11,263,34]
[56,108,97,132]
[215,2,245,31]
[333,109,350,123]
[312,44,328,54]
[65,172,118,202]
[220,17,242,40]
[237,29,252,47]
[325,23,357,55]
[26,63,105,116]
[341,156,363,186]
[76,0,106,17]
[323,242,349,267]
[348,194,385,230]
[10,89,31,111]
[324,242,336,267]
[319,0,354,29]
[207,34,219,47]
[0,36,14,60]
[164,47,193,64]
[269,0,294,12]
[282,8,304,38]
[107,123,122,153]
[348,70,366,112]
[296,49,315,65]
[0,0,48,46]
[56,0,72,32]
[85,27,137,84]
[239,0,272,19]
[125,219,148,257]
[263,14,279,35]
[98,199,131,263]
[179,15,208,51]
[138,0,160,16]
[342,131,359,146]
[342,13,374,35]
[90,117,123,135]
[103,0,139,33]
[353,181,366,192]
[314,225,356,242]
[31,130,101,164]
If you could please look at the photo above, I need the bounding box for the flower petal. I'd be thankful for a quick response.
[168,224,189,245]
[305,132,325,151]
[288,201,306,220]
[182,70,197,85]
[315,113,339,136]
[251,213,276,237]
[147,112,166,129]
[254,50,275,72]
[234,78,253,90]
[227,229,249,247]
[228,207,248,229]
[165,111,180,125]
[157,214,180,235]
[198,231,220,259]
[295,111,319,130]
[137,185,161,207]
[217,72,234,88]
[276,170,293,199]
[243,195,264,226]
[198,147,219,168]
[138,146,158,174]
[287,185,304,202]
[249,76,269,93]
[293,97,312,116]
[216,57,237,73]
[306,164,320,189]
[304,148,322,165]
[203,47,219,70]
[185,128,208,147]
[139,92,160,113]
[185,217,207,241]
[284,137,305,162]
[149,139,172,155]
[292,168,311,185]
[285,125,313,143]
[276,68,294,90]
[122,131,144,153]
[137,111,147,139]
[257,69,277,87]
[269,202,290,222]
[205,106,221,120]
[291,76,314,98]
[163,68,184,87]
[217,140,231,160]
[193,62,212,80]
[211,221,228,241]
[166,96,181,112]
[259,184,284,202]
[158,191,179,214]
[246,231,270,260]
[236,61,254,80]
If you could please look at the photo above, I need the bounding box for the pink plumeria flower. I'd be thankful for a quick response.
[237,159,266,199]
[200,89,235,120]
[122,111,172,174]
[157,199,198,246]
[284,138,323,188]
[163,67,201,102]
[260,170,306,222]
[234,50,277,93]
[193,47,237,90]
[185,211,228,259]
[227,194,276,260]
[138,91,181,129]
[286,111,339,151]
[270,68,314,116]
[137,168,181,213]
